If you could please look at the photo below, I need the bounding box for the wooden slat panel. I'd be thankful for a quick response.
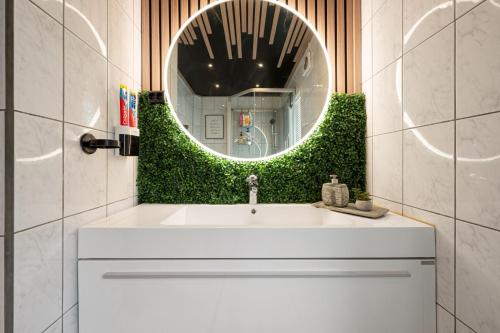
[307,0,316,29]
[336,0,346,92]
[160,0,170,90]
[143,0,362,94]
[269,4,280,44]
[252,0,261,59]
[227,1,236,44]
[235,0,243,58]
[170,0,179,39]
[190,0,199,14]
[277,15,297,67]
[297,0,306,16]
[180,0,189,25]
[220,2,234,59]
[316,0,325,44]
[151,0,161,90]
[326,0,336,91]
[352,0,362,92]
[259,1,268,38]
[141,0,150,90]
[287,21,301,53]
[346,0,354,93]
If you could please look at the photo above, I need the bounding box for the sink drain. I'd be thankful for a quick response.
[251,208,257,215]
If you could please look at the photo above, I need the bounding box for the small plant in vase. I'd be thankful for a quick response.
[352,188,373,211]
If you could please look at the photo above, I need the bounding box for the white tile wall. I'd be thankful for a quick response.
[64,0,108,57]
[64,30,108,131]
[456,221,500,333]
[9,0,141,331]
[14,221,62,333]
[363,0,500,331]
[402,0,454,52]
[403,25,454,128]
[14,0,63,120]
[14,112,63,232]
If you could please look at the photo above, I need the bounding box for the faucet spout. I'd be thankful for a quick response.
[246,175,258,205]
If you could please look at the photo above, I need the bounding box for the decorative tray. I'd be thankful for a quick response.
[312,202,389,219]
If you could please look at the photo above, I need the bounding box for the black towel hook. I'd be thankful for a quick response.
[80,133,120,154]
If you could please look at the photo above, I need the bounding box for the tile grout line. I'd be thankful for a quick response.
[61,0,66,330]
[453,0,458,330]
[5,0,15,330]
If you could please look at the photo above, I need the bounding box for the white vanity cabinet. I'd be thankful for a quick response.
[79,259,435,333]
[78,204,436,333]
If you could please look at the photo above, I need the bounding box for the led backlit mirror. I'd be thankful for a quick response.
[165,0,330,160]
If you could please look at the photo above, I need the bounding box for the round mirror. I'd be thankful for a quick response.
[165,0,331,160]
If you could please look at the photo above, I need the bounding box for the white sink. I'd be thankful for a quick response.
[78,204,435,259]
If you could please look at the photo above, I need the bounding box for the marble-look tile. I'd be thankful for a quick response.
[456,221,500,333]
[402,0,454,52]
[373,196,403,214]
[372,0,402,73]
[403,25,454,128]
[14,112,63,232]
[133,0,141,30]
[64,0,108,57]
[64,30,107,131]
[456,320,476,333]
[63,207,106,311]
[457,112,500,230]
[64,124,107,217]
[366,137,373,194]
[0,113,4,235]
[14,0,63,120]
[404,206,455,312]
[63,306,78,333]
[31,0,63,23]
[44,318,62,333]
[456,1,500,118]
[362,21,372,82]
[362,79,373,137]
[109,0,134,76]
[108,63,133,132]
[372,0,388,15]
[373,60,402,135]
[403,122,454,217]
[373,131,402,203]
[108,142,134,203]
[116,0,134,19]
[0,237,4,330]
[437,305,455,333]
[456,0,486,18]
[362,0,372,27]
[361,0,372,27]
[14,221,62,333]
[107,197,134,216]
[133,27,142,85]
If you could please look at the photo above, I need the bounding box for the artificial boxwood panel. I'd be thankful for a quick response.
[138,93,366,204]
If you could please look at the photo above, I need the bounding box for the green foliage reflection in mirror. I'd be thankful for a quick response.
[138,92,366,204]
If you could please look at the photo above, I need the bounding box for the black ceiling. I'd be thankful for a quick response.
[176,2,305,96]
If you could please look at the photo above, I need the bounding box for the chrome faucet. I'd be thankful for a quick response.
[246,175,258,205]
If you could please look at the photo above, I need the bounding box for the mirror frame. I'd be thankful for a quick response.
[163,0,332,162]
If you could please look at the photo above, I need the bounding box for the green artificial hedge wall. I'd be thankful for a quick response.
[137,92,366,204]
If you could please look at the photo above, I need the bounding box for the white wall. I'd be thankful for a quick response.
[8,0,142,332]
[362,0,500,332]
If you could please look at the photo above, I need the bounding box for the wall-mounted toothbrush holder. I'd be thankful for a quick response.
[80,133,120,154]
[114,126,140,156]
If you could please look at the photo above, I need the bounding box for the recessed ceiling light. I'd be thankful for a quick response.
[258,63,264,68]
[215,83,220,88]
[208,63,213,68]
[255,84,260,88]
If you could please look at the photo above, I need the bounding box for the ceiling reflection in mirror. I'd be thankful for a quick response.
[166,0,330,160]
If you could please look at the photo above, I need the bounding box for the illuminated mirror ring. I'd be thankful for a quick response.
[163,0,332,161]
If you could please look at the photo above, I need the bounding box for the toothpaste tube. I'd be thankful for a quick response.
[128,91,138,128]
[119,84,129,126]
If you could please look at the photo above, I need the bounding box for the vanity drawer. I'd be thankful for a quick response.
[79,259,435,333]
